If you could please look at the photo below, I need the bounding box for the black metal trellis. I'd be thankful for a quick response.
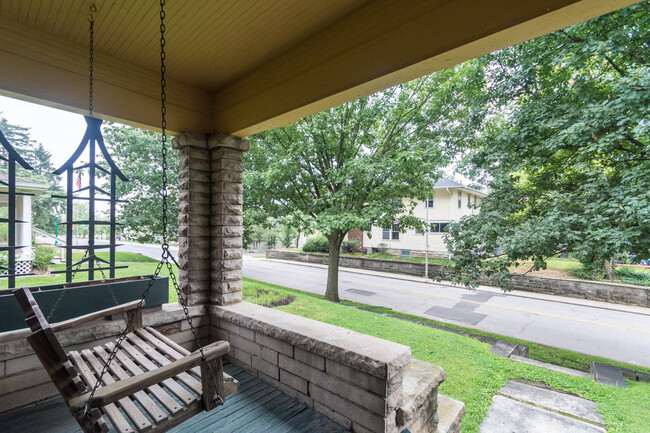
[0,129,35,288]
[52,116,128,282]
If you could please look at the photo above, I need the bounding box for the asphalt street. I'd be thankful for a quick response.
[242,256,650,368]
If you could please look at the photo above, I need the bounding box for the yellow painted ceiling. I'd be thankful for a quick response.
[0,0,638,136]
[0,0,370,91]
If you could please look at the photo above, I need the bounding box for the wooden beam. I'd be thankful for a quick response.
[212,0,637,137]
[0,16,213,135]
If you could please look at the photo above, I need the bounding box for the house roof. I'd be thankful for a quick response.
[433,177,486,197]
[0,173,49,196]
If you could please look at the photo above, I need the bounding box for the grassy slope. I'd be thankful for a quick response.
[243,278,650,433]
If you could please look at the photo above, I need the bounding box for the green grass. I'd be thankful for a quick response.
[69,251,158,263]
[242,278,650,433]
[1,261,179,300]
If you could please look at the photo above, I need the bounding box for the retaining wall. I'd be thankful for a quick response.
[267,251,650,308]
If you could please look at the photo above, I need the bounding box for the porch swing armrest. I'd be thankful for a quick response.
[51,300,143,333]
[68,340,230,410]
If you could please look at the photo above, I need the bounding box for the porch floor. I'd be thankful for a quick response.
[0,363,348,433]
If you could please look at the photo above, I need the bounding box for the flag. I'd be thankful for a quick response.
[76,172,82,189]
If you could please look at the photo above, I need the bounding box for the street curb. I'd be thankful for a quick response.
[259,258,650,317]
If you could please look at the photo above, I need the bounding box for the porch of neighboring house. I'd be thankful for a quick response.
[0,174,48,273]
[0,363,348,433]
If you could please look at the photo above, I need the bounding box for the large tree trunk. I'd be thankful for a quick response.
[604,258,614,281]
[325,230,345,302]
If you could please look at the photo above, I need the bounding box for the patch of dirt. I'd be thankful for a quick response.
[265,295,295,308]
[509,264,572,279]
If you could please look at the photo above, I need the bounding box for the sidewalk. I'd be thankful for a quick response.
[259,257,650,317]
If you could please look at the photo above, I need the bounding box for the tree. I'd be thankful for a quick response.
[0,116,64,233]
[103,124,178,243]
[445,2,650,288]
[279,225,298,248]
[245,64,486,301]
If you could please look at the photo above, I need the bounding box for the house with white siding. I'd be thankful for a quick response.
[361,178,486,258]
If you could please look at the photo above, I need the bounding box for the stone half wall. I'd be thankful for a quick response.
[267,251,650,308]
[0,304,209,413]
[211,301,449,433]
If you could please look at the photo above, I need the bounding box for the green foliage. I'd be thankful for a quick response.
[279,225,298,248]
[302,235,329,253]
[613,267,650,287]
[340,240,358,254]
[245,64,486,300]
[103,124,178,242]
[0,116,64,233]
[446,3,650,289]
[32,246,54,273]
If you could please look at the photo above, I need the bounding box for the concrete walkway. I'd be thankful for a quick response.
[480,381,606,433]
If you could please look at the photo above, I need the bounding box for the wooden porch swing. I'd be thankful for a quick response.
[12,2,236,432]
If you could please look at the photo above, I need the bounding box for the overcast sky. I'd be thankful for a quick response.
[0,94,90,168]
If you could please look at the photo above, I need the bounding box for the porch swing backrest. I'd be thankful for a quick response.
[13,286,235,433]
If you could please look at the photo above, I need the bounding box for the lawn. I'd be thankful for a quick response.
[0,254,179,299]
[242,278,650,433]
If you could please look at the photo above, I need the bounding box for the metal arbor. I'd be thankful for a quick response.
[0,128,35,288]
[52,116,128,282]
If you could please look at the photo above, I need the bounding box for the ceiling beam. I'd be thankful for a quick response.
[213,0,637,137]
[0,16,213,135]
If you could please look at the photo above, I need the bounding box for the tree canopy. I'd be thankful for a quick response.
[0,115,64,233]
[245,63,486,300]
[103,124,178,243]
[445,2,650,287]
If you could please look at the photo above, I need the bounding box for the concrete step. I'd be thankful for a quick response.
[509,355,591,378]
[498,380,605,426]
[435,394,465,433]
[480,395,606,433]
[488,340,528,358]
[396,359,447,433]
[590,362,628,388]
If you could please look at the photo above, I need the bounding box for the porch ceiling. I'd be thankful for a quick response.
[0,0,637,137]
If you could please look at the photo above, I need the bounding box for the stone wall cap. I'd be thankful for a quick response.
[212,301,411,379]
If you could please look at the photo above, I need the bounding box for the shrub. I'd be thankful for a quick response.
[340,240,358,254]
[302,235,329,253]
[33,246,55,273]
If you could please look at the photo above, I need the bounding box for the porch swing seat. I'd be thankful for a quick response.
[13,287,238,433]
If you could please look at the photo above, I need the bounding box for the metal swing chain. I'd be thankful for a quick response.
[46,247,90,321]
[84,0,222,414]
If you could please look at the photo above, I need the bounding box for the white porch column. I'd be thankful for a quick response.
[16,194,32,259]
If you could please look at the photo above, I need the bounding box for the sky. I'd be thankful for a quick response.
[0,94,90,168]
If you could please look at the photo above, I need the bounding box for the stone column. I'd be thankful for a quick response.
[173,133,212,306]
[208,134,248,306]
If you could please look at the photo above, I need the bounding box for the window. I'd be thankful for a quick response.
[468,194,472,207]
[429,222,451,233]
[474,196,478,206]
[382,224,400,240]
[425,197,434,208]
[458,191,462,208]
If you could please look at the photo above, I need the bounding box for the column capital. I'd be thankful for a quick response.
[207,133,249,152]
[172,133,208,150]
